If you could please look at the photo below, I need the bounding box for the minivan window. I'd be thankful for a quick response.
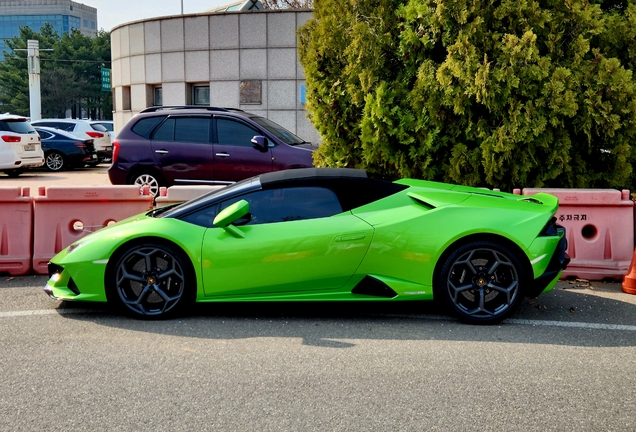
[131,116,165,138]
[152,117,210,143]
[216,118,259,147]
[0,120,36,134]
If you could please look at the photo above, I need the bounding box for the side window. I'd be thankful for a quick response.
[37,130,53,140]
[216,118,259,147]
[132,117,164,138]
[152,117,210,143]
[152,118,175,141]
[58,123,75,133]
[174,117,210,143]
[218,187,343,226]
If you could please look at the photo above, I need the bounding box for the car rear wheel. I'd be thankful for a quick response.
[130,170,163,196]
[107,241,193,319]
[45,151,65,171]
[438,241,527,324]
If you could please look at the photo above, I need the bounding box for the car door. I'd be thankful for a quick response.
[149,115,215,184]
[212,116,273,182]
[200,186,374,297]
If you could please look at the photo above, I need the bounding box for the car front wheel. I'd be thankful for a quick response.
[438,241,527,324]
[107,241,194,319]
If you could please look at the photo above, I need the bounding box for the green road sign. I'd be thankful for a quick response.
[101,68,111,92]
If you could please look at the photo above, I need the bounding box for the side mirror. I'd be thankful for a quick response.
[251,135,267,150]
[213,199,250,238]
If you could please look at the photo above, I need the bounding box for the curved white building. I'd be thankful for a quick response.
[110,8,320,143]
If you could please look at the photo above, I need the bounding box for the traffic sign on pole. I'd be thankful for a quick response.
[101,68,111,92]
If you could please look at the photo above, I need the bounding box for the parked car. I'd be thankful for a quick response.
[90,120,114,141]
[0,113,44,177]
[90,120,113,133]
[45,168,569,323]
[31,119,112,164]
[34,126,97,171]
[108,106,316,195]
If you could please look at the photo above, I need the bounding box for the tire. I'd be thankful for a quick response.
[106,241,194,319]
[129,170,164,197]
[438,240,527,324]
[4,169,24,177]
[44,151,65,171]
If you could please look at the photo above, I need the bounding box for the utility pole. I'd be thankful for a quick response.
[181,0,184,14]
[15,40,52,121]
[27,40,41,121]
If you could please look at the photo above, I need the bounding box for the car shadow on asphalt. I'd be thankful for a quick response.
[55,285,636,349]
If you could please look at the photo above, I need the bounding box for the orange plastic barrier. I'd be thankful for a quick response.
[522,188,634,280]
[0,187,33,275]
[155,185,225,207]
[32,186,153,274]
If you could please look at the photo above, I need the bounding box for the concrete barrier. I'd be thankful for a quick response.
[155,185,225,207]
[32,186,153,274]
[522,188,633,280]
[0,187,33,275]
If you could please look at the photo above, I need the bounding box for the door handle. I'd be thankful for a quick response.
[155,149,169,155]
[215,152,230,158]
[335,233,367,242]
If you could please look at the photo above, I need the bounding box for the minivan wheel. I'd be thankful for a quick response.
[130,170,163,196]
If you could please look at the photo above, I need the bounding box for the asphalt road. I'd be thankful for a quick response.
[2,276,636,431]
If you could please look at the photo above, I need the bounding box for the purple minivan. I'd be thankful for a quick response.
[108,106,316,195]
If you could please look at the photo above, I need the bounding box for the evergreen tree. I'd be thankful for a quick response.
[0,23,112,119]
[299,0,636,190]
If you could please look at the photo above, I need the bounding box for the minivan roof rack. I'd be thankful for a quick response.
[140,106,245,113]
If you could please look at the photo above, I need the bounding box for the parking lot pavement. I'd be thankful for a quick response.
[0,165,111,195]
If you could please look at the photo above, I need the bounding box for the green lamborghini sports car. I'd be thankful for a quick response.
[44,168,569,324]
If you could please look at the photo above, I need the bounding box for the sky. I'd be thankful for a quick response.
[85,0,233,31]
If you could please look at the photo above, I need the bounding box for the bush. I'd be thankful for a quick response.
[299,0,636,190]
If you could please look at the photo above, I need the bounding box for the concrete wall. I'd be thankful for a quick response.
[111,9,320,144]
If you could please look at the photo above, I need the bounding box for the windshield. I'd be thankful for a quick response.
[157,177,261,219]
[251,117,306,146]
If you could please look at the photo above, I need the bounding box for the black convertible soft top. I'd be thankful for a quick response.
[260,168,407,211]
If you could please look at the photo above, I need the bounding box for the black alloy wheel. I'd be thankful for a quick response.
[108,242,193,319]
[438,241,527,324]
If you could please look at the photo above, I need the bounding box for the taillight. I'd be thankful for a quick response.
[73,142,86,149]
[86,131,104,138]
[112,140,120,163]
[1,135,21,142]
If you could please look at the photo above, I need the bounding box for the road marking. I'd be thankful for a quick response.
[507,319,636,331]
[0,309,102,318]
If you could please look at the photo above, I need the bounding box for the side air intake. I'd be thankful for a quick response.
[351,276,398,298]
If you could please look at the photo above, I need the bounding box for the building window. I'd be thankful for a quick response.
[91,21,95,29]
[193,86,210,105]
[154,87,162,106]
[83,19,88,27]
